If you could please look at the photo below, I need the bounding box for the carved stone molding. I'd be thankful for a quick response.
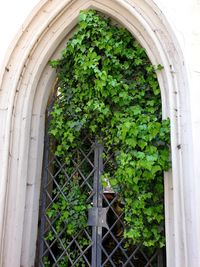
[0,0,195,266]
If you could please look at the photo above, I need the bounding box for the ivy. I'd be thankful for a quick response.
[48,9,171,250]
[44,179,91,266]
[46,181,88,237]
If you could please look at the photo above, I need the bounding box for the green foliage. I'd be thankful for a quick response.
[48,9,171,250]
[44,181,90,266]
[46,181,88,237]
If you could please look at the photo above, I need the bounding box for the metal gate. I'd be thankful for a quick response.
[36,103,165,267]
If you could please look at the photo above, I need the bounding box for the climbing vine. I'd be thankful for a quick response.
[48,9,170,250]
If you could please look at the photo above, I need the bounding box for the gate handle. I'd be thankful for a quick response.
[88,207,109,229]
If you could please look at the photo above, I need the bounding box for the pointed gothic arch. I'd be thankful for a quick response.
[0,0,194,266]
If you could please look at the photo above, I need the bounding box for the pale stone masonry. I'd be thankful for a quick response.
[0,0,200,266]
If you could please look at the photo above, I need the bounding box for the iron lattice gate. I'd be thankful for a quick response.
[36,109,165,267]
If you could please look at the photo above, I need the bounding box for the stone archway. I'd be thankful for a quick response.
[0,0,194,266]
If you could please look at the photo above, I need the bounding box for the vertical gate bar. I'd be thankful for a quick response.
[97,143,103,207]
[38,124,50,266]
[91,142,104,267]
[158,248,164,267]
[91,142,99,267]
[37,86,59,266]
[97,143,104,267]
